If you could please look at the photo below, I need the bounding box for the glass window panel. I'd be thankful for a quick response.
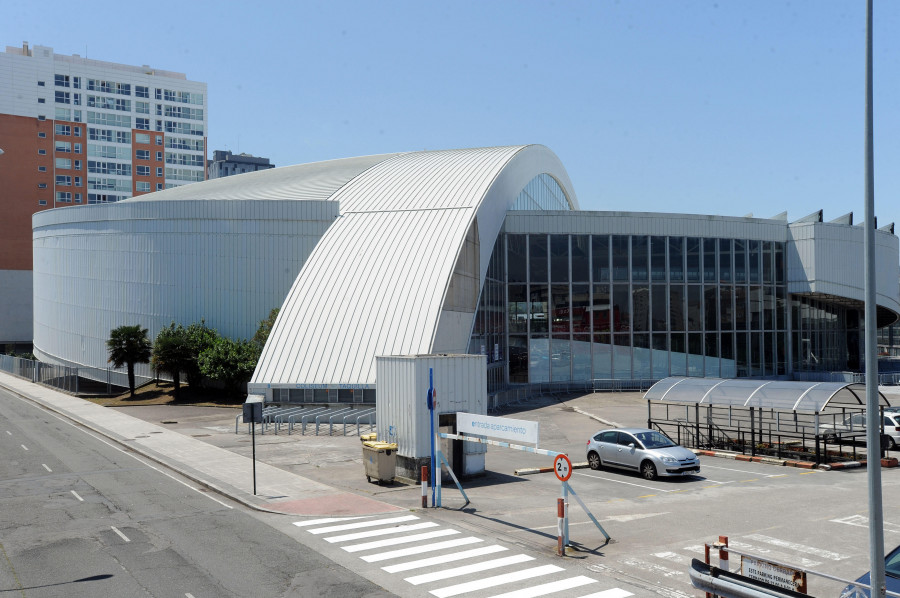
[719,238,732,283]
[736,332,748,377]
[703,238,717,282]
[670,333,687,376]
[748,240,760,283]
[529,337,550,383]
[529,285,548,334]
[687,285,702,331]
[613,284,631,332]
[550,235,569,283]
[572,285,590,334]
[776,331,786,375]
[688,333,704,376]
[734,240,747,283]
[776,286,785,330]
[592,235,609,282]
[509,335,528,383]
[704,286,718,331]
[764,331,774,376]
[735,286,748,330]
[592,284,612,332]
[507,234,527,283]
[572,235,589,282]
[686,237,701,282]
[508,284,527,333]
[592,333,611,378]
[651,285,667,331]
[669,237,684,282]
[650,237,666,282]
[721,332,736,377]
[529,235,548,283]
[633,334,651,378]
[613,335,631,378]
[652,333,668,379]
[750,332,762,376]
[669,285,685,332]
[775,242,785,284]
[792,331,801,372]
[705,333,719,377]
[633,285,649,332]
[764,286,775,329]
[573,334,591,380]
[551,285,571,335]
[763,241,774,284]
[719,286,734,330]
[631,236,648,281]
[750,285,762,329]
[551,338,571,381]
[612,236,629,281]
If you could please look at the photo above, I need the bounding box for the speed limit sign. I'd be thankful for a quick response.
[553,454,572,482]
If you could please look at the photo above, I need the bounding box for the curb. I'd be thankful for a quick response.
[692,449,816,469]
[515,462,590,476]
[571,406,619,428]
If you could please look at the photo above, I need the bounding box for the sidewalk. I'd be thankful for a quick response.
[0,372,403,517]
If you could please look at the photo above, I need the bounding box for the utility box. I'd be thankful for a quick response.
[376,354,487,481]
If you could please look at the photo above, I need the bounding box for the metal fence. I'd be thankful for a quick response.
[0,354,80,394]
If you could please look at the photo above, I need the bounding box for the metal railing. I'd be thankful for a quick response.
[0,354,80,394]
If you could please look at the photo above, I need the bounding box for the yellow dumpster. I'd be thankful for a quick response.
[362,441,397,484]
[360,433,377,443]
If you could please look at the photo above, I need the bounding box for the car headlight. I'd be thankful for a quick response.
[661,456,678,464]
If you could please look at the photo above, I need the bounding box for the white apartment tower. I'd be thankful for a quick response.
[0,42,208,344]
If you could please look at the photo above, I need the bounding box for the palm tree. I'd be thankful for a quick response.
[107,325,152,398]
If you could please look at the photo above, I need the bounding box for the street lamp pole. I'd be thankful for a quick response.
[864,0,886,596]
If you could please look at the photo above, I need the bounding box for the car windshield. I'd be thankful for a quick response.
[886,545,900,578]
[634,430,676,449]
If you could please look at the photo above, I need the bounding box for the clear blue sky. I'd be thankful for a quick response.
[5,1,900,228]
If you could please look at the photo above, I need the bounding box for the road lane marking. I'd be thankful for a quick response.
[700,464,786,477]
[293,516,371,527]
[740,479,758,483]
[799,471,818,475]
[308,514,418,535]
[620,557,685,578]
[831,514,900,534]
[652,551,692,565]
[111,526,130,542]
[42,464,52,472]
[21,445,28,451]
[343,529,460,553]
[363,537,482,562]
[573,590,634,598]
[70,490,83,501]
[185,594,195,598]
[727,540,821,568]
[5,431,10,435]
[743,534,849,560]
[430,564,563,598]
[325,522,438,543]
[574,471,678,492]
[406,554,534,585]
[638,494,656,498]
[383,545,507,573]
[485,575,598,598]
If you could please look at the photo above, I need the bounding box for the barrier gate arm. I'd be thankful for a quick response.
[436,449,469,508]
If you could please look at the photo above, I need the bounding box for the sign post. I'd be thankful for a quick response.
[427,368,435,507]
[554,454,572,552]
[242,397,263,495]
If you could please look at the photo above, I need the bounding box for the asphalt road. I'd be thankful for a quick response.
[0,387,394,598]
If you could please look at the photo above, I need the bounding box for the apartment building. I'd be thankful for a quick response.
[0,42,208,344]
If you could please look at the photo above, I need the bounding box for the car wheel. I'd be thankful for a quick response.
[588,451,601,470]
[641,460,658,481]
[883,435,897,451]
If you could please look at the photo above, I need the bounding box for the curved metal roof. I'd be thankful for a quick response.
[252,145,578,387]
[125,153,399,202]
[644,377,890,411]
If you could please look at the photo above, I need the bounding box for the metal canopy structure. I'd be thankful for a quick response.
[645,377,890,412]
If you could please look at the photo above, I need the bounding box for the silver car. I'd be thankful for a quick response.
[586,428,700,481]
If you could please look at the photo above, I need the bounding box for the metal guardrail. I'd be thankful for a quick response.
[0,354,80,394]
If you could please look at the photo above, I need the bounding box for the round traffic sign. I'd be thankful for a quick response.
[553,454,572,482]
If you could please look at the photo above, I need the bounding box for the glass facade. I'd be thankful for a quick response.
[474,232,794,386]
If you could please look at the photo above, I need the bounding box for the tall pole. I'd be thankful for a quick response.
[864,0,885,595]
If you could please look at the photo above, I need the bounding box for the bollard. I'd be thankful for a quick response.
[557,498,565,557]
[421,466,428,508]
[704,543,712,598]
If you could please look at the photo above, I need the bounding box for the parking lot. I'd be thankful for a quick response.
[115,391,900,596]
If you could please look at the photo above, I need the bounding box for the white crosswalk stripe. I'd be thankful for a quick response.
[296,512,638,597]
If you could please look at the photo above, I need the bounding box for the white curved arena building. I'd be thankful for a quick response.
[32,145,900,401]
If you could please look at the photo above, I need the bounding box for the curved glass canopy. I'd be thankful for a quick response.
[644,377,890,412]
